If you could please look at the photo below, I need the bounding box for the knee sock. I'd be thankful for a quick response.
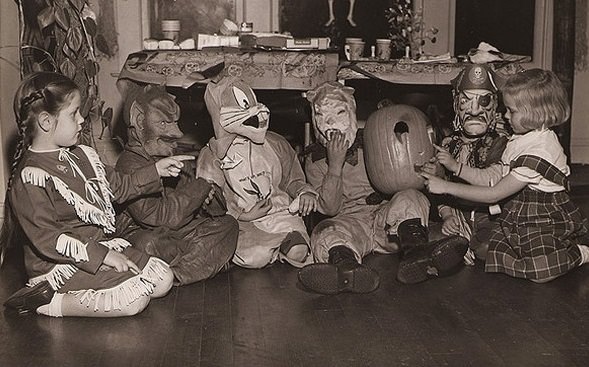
[578,244,589,265]
[37,293,64,317]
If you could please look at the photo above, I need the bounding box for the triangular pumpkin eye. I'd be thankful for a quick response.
[232,86,250,109]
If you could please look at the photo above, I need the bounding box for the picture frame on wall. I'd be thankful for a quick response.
[145,0,237,41]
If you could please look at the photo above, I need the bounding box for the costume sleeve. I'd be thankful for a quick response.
[196,146,244,219]
[305,157,343,216]
[268,133,315,198]
[11,181,108,274]
[118,157,211,230]
[459,163,505,186]
[106,163,162,203]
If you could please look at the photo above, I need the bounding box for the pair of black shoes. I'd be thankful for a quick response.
[3,281,54,315]
[396,219,469,284]
[297,219,469,294]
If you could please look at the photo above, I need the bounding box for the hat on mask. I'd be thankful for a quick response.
[451,63,501,92]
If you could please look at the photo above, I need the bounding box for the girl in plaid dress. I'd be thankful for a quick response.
[421,69,589,282]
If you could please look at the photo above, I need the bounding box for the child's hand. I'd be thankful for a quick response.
[298,192,318,217]
[420,160,445,177]
[103,250,141,275]
[202,183,228,217]
[433,144,459,173]
[441,214,462,236]
[420,172,447,195]
[240,198,272,221]
[155,155,196,177]
[326,131,348,175]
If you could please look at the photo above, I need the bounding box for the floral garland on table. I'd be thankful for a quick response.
[385,0,438,59]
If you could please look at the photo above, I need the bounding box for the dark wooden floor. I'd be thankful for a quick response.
[1,166,588,367]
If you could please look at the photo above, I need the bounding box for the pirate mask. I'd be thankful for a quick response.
[451,64,501,138]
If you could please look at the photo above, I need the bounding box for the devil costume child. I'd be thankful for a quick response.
[115,84,238,286]
[10,145,169,310]
[196,76,317,269]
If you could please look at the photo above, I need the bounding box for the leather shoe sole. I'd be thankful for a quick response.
[298,263,380,295]
[397,235,469,285]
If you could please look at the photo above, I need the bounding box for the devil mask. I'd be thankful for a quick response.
[205,76,270,159]
[306,81,358,148]
[124,84,183,157]
[451,64,501,138]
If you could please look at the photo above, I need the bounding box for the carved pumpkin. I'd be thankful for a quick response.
[364,104,434,194]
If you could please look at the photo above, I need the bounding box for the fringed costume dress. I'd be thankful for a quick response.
[10,145,169,311]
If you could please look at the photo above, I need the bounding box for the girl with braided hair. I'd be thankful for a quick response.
[0,72,193,317]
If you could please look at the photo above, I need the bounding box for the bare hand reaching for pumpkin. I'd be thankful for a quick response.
[420,172,448,195]
[433,144,460,174]
[326,130,348,176]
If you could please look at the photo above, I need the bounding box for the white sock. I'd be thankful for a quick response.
[37,293,64,317]
[578,245,589,265]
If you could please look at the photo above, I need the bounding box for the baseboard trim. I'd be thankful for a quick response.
[571,137,589,164]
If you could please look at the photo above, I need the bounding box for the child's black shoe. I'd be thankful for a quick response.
[397,235,469,284]
[4,281,54,315]
[298,245,380,294]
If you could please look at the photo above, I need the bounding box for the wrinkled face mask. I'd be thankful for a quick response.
[218,81,269,144]
[307,82,358,148]
[129,85,183,157]
[454,89,498,138]
[142,103,183,157]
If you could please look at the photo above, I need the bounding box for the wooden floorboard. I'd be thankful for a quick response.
[1,184,589,366]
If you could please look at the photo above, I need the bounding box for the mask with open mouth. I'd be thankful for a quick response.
[205,77,270,159]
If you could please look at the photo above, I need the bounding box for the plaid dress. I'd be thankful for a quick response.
[485,155,589,280]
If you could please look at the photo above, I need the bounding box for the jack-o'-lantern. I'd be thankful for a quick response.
[364,104,434,194]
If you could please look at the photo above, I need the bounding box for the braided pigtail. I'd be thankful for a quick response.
[0,71,78,266]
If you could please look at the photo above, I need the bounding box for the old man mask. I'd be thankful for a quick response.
[126,84,183,157]
[451,63,501,138]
